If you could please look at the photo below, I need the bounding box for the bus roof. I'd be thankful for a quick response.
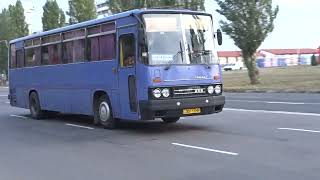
[10,9,211,44]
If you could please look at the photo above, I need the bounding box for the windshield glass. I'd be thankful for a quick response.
[143,14,219,65]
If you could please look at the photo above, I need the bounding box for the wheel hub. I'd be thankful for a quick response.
[99,102,110,122]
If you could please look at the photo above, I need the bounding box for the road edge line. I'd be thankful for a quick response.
[224,108,320,117]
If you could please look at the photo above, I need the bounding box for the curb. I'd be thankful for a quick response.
[224,89,320,94]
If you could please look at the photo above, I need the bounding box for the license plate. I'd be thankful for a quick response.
[183,108,201,115]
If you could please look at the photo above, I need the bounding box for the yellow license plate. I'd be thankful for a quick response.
[183,108,201,115]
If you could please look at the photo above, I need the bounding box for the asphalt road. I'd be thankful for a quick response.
[0,87,320,180]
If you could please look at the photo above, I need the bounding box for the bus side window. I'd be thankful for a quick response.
[120,34,135,67]
[49,44,62,65]
[10,44,16,69]
[41,46,50,65]
[87,34,115,61]
[25,48,40,67]
[16,49,25,68]
[62,42,73,64]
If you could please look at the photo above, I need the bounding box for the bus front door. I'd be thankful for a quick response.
[117,28,139,120]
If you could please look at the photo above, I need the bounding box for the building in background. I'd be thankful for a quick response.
[218,48,319,67]
[96,0,111,18]
[218,51,242,65]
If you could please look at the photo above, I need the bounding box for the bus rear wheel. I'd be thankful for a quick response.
[95,95,117,129]
[162,117,180,124]
[29,92,44,119]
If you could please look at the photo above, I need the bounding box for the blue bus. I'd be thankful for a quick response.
[8,9,225,129]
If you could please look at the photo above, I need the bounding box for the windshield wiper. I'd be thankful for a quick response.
[164,41,184,70]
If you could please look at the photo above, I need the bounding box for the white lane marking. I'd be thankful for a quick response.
[172,143,238,156]
[5,102,10,104]
[228,100,320,105]
[278,128,320,134]
[65,123,94,130]
[0,87,8,89]
[10,115,28,119]
[267,101,306,105]
[224,108,320,117]
[0,95,7,97]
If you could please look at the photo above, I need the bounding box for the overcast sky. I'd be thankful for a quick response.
[1,0,319,50]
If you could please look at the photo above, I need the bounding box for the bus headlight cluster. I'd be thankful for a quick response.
[152,88,171,98]
[153,89,162,98]
[207,85,222,94]
[207,86,214,94]
[214,85,222,94]
[161,88,170,98]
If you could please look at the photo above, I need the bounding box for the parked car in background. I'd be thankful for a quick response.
[223,62,244,71]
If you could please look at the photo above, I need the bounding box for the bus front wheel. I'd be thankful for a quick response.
[162,117,180,124]
[95,95,117,129]
[29,92,44,119]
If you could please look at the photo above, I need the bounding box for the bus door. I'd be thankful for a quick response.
[117,27,139,120]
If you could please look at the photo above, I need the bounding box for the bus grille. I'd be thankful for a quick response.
[173,85,207,98]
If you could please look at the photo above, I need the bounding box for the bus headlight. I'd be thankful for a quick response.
[162,88,170,98]
[207,86,214,94]
[215,85,222,94]
[153,88,162,98]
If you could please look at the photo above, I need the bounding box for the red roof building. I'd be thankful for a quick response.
[218,48,319,65]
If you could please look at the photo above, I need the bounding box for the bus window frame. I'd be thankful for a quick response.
[119,33,136,68]
[9,21,117,68]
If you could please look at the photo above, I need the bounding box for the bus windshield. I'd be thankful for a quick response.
[143,14,219,65]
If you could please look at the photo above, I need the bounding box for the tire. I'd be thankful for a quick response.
[162,117,180,124]
[94,95,117,129]
[29,92,44,119]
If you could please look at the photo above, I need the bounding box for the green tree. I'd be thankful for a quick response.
[215,0,279,84]
[42,0,66,31]
[180,0,205,11]
[0,9,10,75]
[311,54,318,66]
[67,0,97,24]
[8,0,29,38]
[107,0,205,14]
[107,0,151,13]
[0,0,29,76]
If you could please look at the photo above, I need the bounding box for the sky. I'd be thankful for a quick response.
[1,0,319,50]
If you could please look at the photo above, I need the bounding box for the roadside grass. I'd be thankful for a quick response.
[223,66,320,92]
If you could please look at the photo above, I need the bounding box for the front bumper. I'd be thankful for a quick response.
[139,95,225,120]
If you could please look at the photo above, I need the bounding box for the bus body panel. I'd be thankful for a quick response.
[116,16,141,120]
[136,64,222,99]
[143,64,222,87]
[9,9,225,121]
[10,60,119,116]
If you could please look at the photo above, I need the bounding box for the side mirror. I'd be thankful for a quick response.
[217,29,223,46]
